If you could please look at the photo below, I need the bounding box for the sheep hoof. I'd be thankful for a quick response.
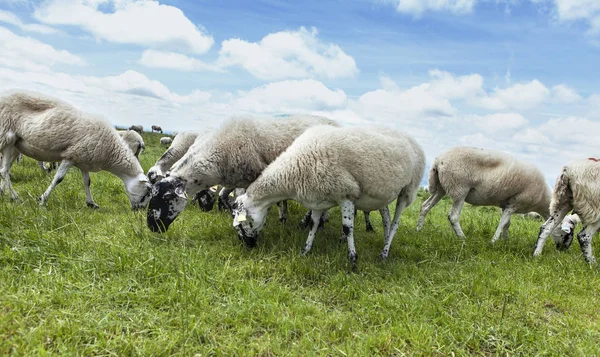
[300,248,310,256]
[86,202,100,209]
[380,250,389,260]
[348,252,358,270]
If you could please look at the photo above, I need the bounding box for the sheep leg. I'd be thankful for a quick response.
[38,161,49,173]
[379,206,391,242]
[217,187,234,212]
[364,211,374,232]
[490,206,516,243]
[299,210,313,229]
[448,195,467,238]
[301,210,324,256]
[416,191,445,231]
[532,204,572,257]
[277,200,288,223]
[0,146,20,200]
[576,221,600,264]
[340,200,358,269]
[39,160,72,206]
[381,196,409,260]
[81,170,99,209]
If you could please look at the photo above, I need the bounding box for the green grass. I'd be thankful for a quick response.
[1,131,600,356]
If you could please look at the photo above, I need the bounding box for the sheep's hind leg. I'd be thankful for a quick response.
[491,206,516,243]
[301,209,324,256]
[364,211,374,232]
[0,146,21,200]
[81,170,99,209]
[416,191,445,231]
[340,200,358,269]
[39,160,72,206]
[299,210,313,229]
[532,204,572,257]
[448,194,468,239]
[379,206,391,243]
[381,194,409,260]
[576,221,600,264]
[277,200,288,223]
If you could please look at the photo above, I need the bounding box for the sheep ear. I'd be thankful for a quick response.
[237,212,247,222]
[139,176,149,183]
[209,185,218,193]
[174,185,187,199]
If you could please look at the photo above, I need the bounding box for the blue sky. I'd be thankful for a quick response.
[1,0,600,184]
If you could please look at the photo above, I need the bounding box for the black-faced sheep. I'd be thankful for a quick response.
[231,125,426,268]
[0,91,152,209]
[146,114,339,233]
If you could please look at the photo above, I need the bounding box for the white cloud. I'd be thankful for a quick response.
[470,113,528,134]
[138,50,223,72]
[0,9,58,34]
[0,26,85,71]
[233,79,348,113]
[34,0,214,54]
[473,79,550,110]
[217,26,358,81]
[386,0,477,16]
[553,0,600,33]
[513,128,550,145]
[551,84,582,103]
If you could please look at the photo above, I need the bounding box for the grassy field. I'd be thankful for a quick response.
[1,131,599,356]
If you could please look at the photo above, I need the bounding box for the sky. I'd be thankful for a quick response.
[1,0,599,185]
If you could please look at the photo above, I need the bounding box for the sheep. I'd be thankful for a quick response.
[146,114,339,233]
[129,125,143,133]
[230,125,425,268]
[117,129,145,159]
[152,125,163,133]
[533,158,600,264]
[0,90,152,209]
[160,137,173,146]
[416,146,554,243]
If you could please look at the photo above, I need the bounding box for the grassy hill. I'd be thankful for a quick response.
[1,131,599,355]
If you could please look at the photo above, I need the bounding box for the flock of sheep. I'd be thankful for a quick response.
[0,90,598,269]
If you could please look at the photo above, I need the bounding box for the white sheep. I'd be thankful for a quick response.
[129,125,143,133]
[117,129,145,159]
[146,114,338,232]
[231,125,426,268]
[152,125,163,133]
[533,158,600,263]
[416,146,553,243]
[160,137,173,146]
[0,90,152,209]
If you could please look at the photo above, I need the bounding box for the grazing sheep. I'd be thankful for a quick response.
[0,90,152,209]
[152,125,163,133]
[146,114,339,233]
[117,130,145,159]
[231,125,426,268]
[129,125,143,133]
[416,146,553,243]
[160,137,173,146]
[533,158,600,263]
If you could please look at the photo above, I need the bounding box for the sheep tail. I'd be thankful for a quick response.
[427,160,442,196]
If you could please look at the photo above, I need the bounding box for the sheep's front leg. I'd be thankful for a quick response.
[532,205,572,257]
[491,206,516,243]
[81,170,99,209]
[576,221,600,265]
[340,200,358,269]
[301,209,324,256]
[39,160,72,206]
[364,211,374,232]
[0,146,21,200]
[277,200,288,223]
[382,195,409,260]
[218,187,234,213]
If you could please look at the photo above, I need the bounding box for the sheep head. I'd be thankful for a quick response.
[147,177,188,232]
[232,194,268,248]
